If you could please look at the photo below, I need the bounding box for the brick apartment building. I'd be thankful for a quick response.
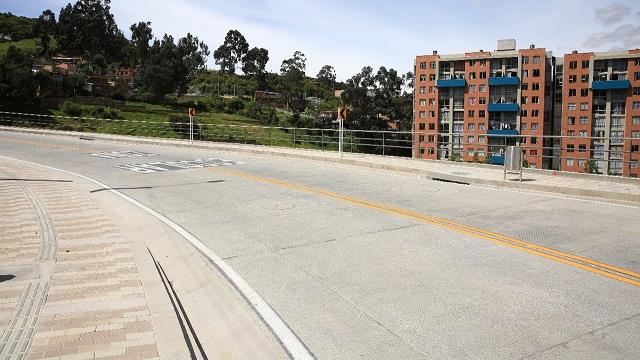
[560,50,640,177]
[414,40,554,169]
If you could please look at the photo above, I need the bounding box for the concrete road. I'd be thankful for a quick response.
[1,130,639,359]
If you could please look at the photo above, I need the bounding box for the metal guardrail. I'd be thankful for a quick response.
[0,111,639,177]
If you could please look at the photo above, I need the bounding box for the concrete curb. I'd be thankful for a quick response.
[2,125,640,204]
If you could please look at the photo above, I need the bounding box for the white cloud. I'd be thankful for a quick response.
[583,23,640,48]
[594,2,631,25]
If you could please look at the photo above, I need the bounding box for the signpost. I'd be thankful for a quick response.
[337,107,348,158]
[188,108,196,143]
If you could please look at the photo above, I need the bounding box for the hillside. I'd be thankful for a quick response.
[0,12,36,40]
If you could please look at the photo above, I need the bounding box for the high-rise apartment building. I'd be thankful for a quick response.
[414,40,554,169]
[560,50,640,177]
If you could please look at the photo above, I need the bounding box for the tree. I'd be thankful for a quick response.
[57,0,127,62]
[280,51,306,81]
[317,65,336,89]
[241,47,269,76]
[33,10,57,56]
[0,47,37,109]
[213,30,249,74]
[130,21,153,65]
[138,33,209,100]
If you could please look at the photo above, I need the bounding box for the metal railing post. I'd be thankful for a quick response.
[268,127,272,146]
[321,129,324,150]
[293,128,297,148]
[350,130,353,153]
[382,132,386,156]
[244,127,248,144]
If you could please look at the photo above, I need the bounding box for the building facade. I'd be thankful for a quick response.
[414,41,554,169]
[560,50,640,177]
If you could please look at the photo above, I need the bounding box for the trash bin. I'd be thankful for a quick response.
[504,146,522,181]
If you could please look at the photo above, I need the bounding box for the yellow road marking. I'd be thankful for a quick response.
[206,167,640,288]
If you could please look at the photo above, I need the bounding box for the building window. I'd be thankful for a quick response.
[533,56,541,64]
[633,116,640,125]
[429,86,436,93]
[479,110,486,118]
[568,117,575,125]
[635,72,640,81]
[532,83,540,91]
[419,123,425,130]
[468,110,475,117]
[419,99,427,106]
[428,111,435,117]
[428,148,434,154]
[429,62,436,69]
[420,74,426,81]
[567,159,574,166]
[478,123,486,130]
[419,111,426,118]
[581,89,589,97]
[522,56,529,64]
[522,96,528,104]
[634,101,640,110]
[479,72,487,79]
[419,135,425,142]
[568,103,576,111]
[532,96,539,104]
[633,145,640,152]
[469,85,476,93]
[480,60,486,66]
[479,84,486,92]
[521,110,528,117]
[580,102,588,110]
[531,123,539,130]
[428,98,435,105]
[532,110,539,117]
[567,130,576,136]
[632,131,640,138]
[521,83,529,91]
[468,123,475,130]
[568,89,576,97]
[579,144,587,152]
[428,135,435,142]
[636,58,640,66]
[429,74,436,81]
[522,70,529,78]
[478,136,486,143]
[582,60,589,69]
[634,87,640,96]
[579,130,587,137]
[569,75,577,83]
[530,149,538,156]
[580,116,588,124]
[429,123,435,130]
[468,136,475,143]
[521,123,528,130]
[469,72,476,79]
[581,74,589,83]
[468,97,476,105]
[479,97,486,104]
[578,160,586,167]
[420,62,427,69]
[419,86,426,94]
[569,61,577,69]
[567,144,575,152]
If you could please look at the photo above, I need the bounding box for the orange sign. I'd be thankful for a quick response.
[188,108,196,117]
[338,107,348,120]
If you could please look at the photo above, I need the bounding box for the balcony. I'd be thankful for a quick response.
[488,103,519,112]
[488,77,520,86]
[436,79,466,88]
[591,80,631,90]
[487,129,519,137]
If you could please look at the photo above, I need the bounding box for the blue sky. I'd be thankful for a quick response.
[2,0,639,80]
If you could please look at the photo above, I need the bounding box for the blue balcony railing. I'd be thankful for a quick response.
[591,80,631,90]
[487,129,519,136]
[488,77,520,86]
[488,103,519,112]
[436,79,466,88]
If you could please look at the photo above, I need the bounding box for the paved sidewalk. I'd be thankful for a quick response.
[0,158,287,360]
[3,126,639,204]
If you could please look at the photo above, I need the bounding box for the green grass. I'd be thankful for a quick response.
[0,38,38,56]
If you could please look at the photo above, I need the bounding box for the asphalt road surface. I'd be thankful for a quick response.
[1,131,639,359]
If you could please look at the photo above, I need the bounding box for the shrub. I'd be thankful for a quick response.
[225,98,245,113]
[91,106,120,119]
[60,101,83,117]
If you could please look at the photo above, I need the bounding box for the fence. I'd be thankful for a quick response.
[0,111,639,178]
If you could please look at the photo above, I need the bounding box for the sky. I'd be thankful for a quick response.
[2,0,640,81]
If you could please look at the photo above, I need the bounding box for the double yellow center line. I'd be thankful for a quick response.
[207,167,640,288]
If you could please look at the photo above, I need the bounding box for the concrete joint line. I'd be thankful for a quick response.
[0,155,315,360]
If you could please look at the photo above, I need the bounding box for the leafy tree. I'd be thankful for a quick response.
[33,10,57,56]
[213,30,249,74]
[130,21,153,65]
[57,0,127,62]
[0,47,37,109]
[280,50,306,82]
[0,13,36,41]
[317,65,336,89]
[138,33,209,100]
[241,47,269,76]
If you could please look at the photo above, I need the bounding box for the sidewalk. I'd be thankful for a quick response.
[3,126,639,204]
[0,158,287,360]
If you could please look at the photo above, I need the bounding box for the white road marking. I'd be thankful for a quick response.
[115,158,242,173]
[86,150,157,159]
[0,155,314,360]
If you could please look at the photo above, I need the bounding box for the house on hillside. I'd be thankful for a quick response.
[255,91,284,108]
[116,67,137,89]
[0,34,12,43]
